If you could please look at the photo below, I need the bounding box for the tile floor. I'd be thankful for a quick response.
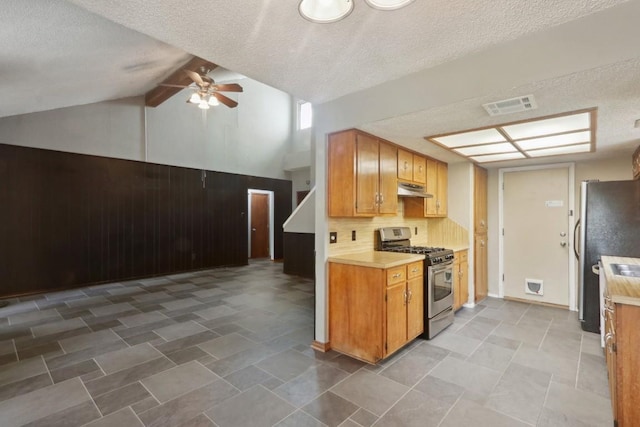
[0,260,612,426]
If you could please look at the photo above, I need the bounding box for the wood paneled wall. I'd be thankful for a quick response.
[0,144,291,298]
[283,233,314,279]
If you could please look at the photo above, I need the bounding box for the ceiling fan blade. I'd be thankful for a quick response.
[213,92,238,108]
[212,84,243,92]
[159,83,190,89]
[184,70,205,86]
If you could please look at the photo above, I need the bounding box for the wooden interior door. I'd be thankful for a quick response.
[250,193,269,258]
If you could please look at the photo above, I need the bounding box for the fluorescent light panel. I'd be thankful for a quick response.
[470,152,526,163]
[501,112,590,140]
[516,130,591,150]
[432,128,505,148]
[454,142,517,156]
[526,143,591,158]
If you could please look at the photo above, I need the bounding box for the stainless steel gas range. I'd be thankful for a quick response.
[377,227,454,339]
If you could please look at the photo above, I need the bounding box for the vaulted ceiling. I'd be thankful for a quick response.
[2,0,640,166]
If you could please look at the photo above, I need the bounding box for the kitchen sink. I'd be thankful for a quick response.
[610,263,640,278]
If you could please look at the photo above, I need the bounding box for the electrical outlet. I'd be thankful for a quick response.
[415,227,418,235]
[329,232,337,244]
[351,230,356,241]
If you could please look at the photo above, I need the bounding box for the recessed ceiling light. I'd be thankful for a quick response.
[364,0,415,10]
[298,0,353,23]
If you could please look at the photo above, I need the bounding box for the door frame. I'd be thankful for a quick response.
[247,189,275,260]
[498,163,576,310]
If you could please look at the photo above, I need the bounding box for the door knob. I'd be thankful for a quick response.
[252,228,256,232]
[560,241,567,247]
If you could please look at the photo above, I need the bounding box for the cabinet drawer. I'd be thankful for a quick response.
[387,266,406,286]
[456,250,468,262]
[407,261,423,279]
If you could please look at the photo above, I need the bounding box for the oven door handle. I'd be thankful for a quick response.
[429,261,453,273]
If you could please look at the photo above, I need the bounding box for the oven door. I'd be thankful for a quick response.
[428,261,454,316]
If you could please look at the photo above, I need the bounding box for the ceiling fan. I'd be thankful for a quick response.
[160,68,243,109]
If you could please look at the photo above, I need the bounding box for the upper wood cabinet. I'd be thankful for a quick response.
[403,159,448,218]
[474,165,488,234]
[328,130,398,217]
[397,149,426,185]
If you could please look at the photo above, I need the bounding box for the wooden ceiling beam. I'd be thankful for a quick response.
[145,56,218,107]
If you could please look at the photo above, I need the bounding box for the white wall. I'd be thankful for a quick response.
[0,78,295,180]
[0,97,145,161]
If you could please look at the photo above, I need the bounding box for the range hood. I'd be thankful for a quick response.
[397,182,433,198]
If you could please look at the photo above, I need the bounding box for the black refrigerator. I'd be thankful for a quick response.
[576,179,640,333]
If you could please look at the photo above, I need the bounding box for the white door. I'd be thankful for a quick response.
[502,166,572,306]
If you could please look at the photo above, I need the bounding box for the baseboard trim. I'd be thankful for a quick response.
[503,296,569,309]
[488,292,502,298]
[311,340,331,352]
[462,302,476,308]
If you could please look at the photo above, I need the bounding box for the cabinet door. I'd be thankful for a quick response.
[397,149,413,182]
[436,161,448,216]
[378,142,398,215]
[460,258,469,307]
[413,155,426,184]
[474,233,488,302]
[425,159,438,216]
[407,277,424,339]
[474,165,488,233]
[355,134,380,216]
[386,283,407,356]
[453,257,461,310]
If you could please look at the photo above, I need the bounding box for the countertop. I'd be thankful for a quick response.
[601,256,640,306]
[328,251,425,269]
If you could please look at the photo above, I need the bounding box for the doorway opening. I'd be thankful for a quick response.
[248,189,274,260]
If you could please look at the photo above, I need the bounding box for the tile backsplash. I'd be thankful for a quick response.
[328,201,469,256]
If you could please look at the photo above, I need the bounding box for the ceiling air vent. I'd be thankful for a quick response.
[482,95,538,116]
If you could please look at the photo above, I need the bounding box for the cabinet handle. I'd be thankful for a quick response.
[411,268,419,273]
[419,166,423,172]
[392,273,402,278]
[403,161,409,170]
[480,240,485,247]
[374,193,380,205]
[436,200,441,209]
[605,333,616,353]
[380,194,384,204]
[480,220,485,227]
[403,290,407,305]
[407,289,413,303]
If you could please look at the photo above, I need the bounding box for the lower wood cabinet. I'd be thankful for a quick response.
[603,287,640,425]
[453,250,469,310]
[329,261,423,363]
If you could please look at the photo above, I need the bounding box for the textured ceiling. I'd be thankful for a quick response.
[2,0,640,167]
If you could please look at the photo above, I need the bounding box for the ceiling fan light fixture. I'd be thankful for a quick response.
[364,0,415,10]
[298,0,353,23]
[208,95,220,106]
[198,100,210,110]
[189,92,201,104]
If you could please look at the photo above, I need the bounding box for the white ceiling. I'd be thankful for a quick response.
[2,0,640,167]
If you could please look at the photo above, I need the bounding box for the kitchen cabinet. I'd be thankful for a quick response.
[403,159,448,218]
[474,165,488,234]
[453,250,469,310]
[328,129,398,217]
[397,149,426,185]
[328,260,423,363]
[474,234,488,302]
[601,257,640,426]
